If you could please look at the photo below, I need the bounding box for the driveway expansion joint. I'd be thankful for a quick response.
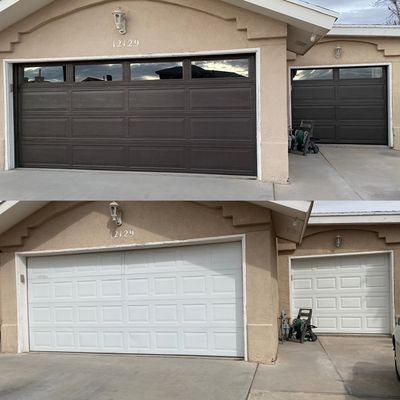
[319,150,363,200]
[318,338,350,395]
[246,363,259,400]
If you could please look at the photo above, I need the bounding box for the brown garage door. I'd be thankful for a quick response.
[15,55,257,175]
[291,66,388,144]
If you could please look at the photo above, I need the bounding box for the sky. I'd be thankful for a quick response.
[306,0,391,24]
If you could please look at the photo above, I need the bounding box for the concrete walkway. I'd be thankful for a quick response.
[0,337,398,400]
[275,145,400,200]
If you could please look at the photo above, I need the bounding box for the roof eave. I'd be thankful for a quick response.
[0,201,48,235]
[309,214,400,225]
[253,201,313,244]
[0,0,55,33]
[328,24,400,37]
[222,0,338,30]
[222,0,338,54]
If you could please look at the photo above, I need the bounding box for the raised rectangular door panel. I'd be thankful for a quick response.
[22,91,68,110]
[72,118,126,138]
[22,118,69,138]
[71,90,125,110]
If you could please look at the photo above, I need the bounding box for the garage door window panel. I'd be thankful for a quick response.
[131,61,184,80]
[191,59,250,79]
[292,68,333,81]
[23,65,66,83]
[74,63,123,82]
[339,67,383,80]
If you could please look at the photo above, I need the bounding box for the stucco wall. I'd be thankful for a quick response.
[289,37,400,150]
[0,201,280,363]
[0,0,290,182]
[278,225,400,321]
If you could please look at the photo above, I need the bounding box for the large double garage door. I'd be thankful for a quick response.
[27,242,244,357]
[15,55,257,176]
[292,66,388,144]
[291,253,391,334]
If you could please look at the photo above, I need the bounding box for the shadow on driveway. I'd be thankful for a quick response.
[349,361,397,398]
[319,336,400,399]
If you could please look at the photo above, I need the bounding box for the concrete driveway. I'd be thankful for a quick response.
[0,168,274,201]
[275,145,400,200]
[0,337,398,400]
[251,336,400,400]
[0,353,256,400]
[0,146,398,201]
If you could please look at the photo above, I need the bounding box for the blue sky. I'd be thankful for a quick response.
[306,0,391,23]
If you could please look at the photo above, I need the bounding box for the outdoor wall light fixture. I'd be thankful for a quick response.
[335,46,343,59]
[335,233,343,248]
[310,33,318,43]
[112,7,127,35]
[109,201,123,226]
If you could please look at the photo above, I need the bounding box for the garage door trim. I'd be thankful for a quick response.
[4,48,262,178]
[288,62,393,147]
[15,234,247,358]
[289,250,395,334]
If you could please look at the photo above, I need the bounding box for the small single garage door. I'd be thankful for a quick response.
[292,66,388,144]
[16,55,256,176]
[27,242,244,356]
[291,253,391,334]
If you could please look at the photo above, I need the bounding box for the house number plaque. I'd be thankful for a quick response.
[112,229,135,238]
[112,39,140,48]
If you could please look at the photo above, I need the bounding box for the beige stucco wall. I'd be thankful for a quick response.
[0,201,280,364]
[289,37,400,150]
[278,224,400,321]
[0,0,290,182]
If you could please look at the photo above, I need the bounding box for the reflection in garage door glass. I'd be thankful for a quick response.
[191,59,249,78]
[131,62,183,80]
[23,66,66,83]
[339,67,383,80]
[75,64,123,82]
[293,69,333,80]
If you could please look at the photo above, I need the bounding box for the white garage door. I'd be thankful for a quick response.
[291,253,391,334]
[27,241,244,357]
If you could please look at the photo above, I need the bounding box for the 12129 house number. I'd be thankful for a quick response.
[113,39,140,48]
[112,229,135,238]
